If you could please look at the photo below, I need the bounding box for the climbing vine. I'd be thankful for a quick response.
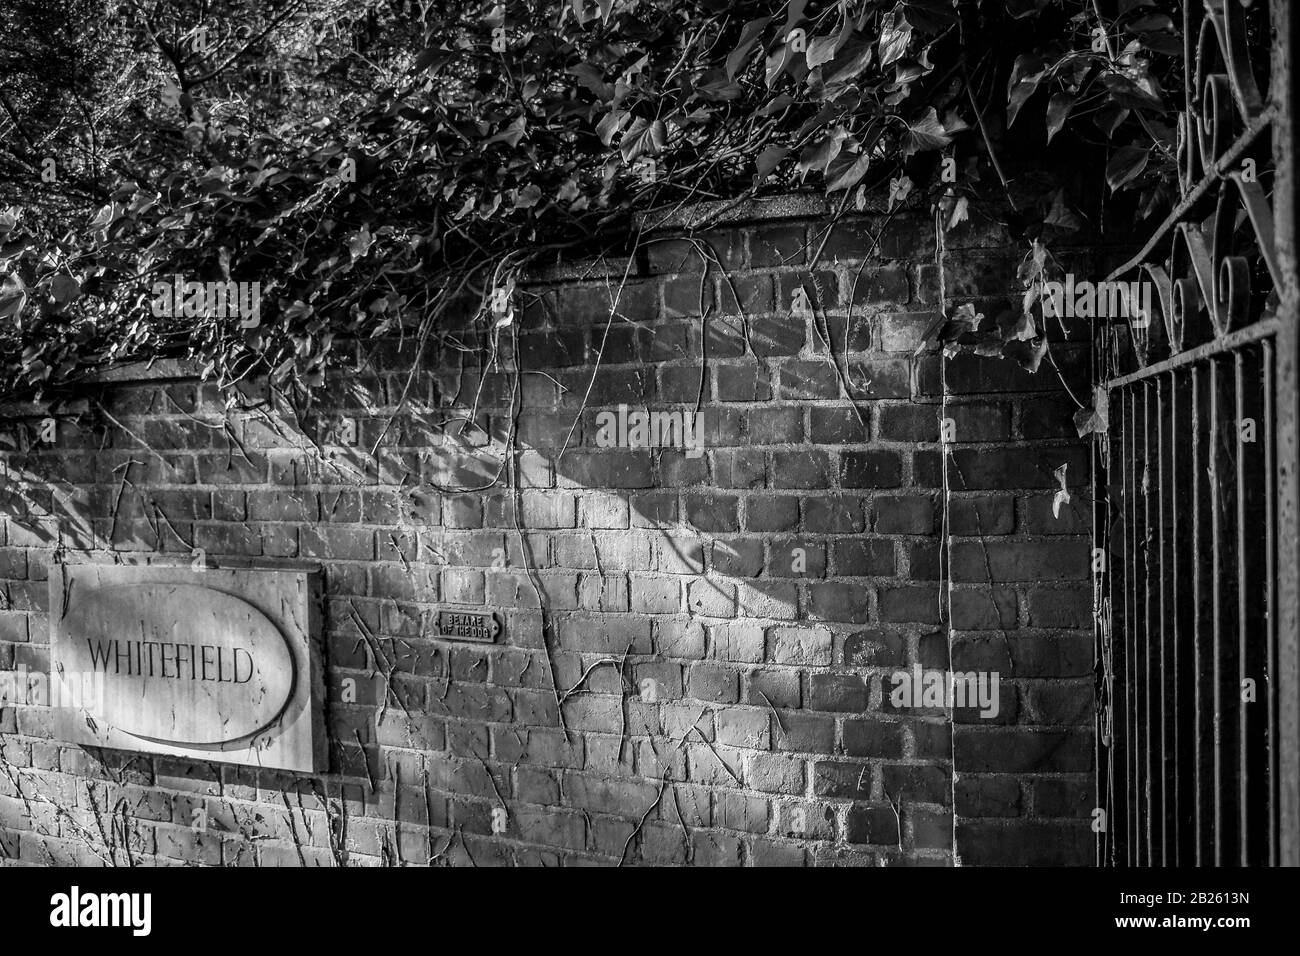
[0,0,1203,402]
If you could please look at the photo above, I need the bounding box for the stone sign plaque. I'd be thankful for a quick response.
[49,563,325,772]
[434,609,501,643]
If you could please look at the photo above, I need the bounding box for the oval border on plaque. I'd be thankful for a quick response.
[60,584,297,746]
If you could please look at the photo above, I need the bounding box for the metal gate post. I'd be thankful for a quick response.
[1270,0,1299,868]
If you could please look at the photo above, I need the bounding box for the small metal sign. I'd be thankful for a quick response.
[434,609,501,643]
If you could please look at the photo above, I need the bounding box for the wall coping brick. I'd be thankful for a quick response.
[636,193,885,232]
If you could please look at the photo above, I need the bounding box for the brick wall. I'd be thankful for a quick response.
[0,197,1094,866]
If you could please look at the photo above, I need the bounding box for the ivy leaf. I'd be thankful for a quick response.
[938,304,985,356]
[1074,387,1111,437]
[1101,73,1164,112]
[755,145,790,181]
[946,194,970,229]
[597,111,630,146]
[1005,335,1048,372]
[0,273,27,321]
[825,150,871,193]
[806,35,838,69]
[756,94,795,117]
[1106,145,1150,191]
[726,17,772,79]
[50,275,81,305]
[514,184,543,209]
[568,62,612,99]
[1007,55,1047,127]
[822,36,874,87]
[765,46,794,86]
[797,127,848,179]
[1007,79,1042,127]
[620,118,666,162]
[485,116,527,148]
[878,5,912,66]
[998,308,1037,342]
[887,174,913,210]
[1046,92,1074,144]
[348,225,374,259]
[88,202,121,232]
[913,312,950,356]
[901,107,951,157]
[949,302,983,334]
[1094,102,1131,138]
[1017,239,1047,284]
[1052,463,1071,518]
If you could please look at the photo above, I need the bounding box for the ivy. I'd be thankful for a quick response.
[0,0,1193,402]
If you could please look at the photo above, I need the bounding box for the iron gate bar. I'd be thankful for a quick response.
[1159,374,1170,868]
[1173,367,1194,866]
[1244,346,1269,866]
[1210,356,1226,867]
[1192,365,1209,866]
[1145,378,1157,866]
[1127,387,1140,864]
[1274,0,1300,867]
[1263,338,1278,866]
[1105,317,1280,388]
[1236,352,1249,865]
[1157,371,1173,867]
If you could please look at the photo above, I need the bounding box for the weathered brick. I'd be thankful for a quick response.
[955,819,1090,866]
[804,495,866,533]
[716,365,772,402]
[749,225,807,267]
[686,663,740,704]
[808,674,868,713]
[843,720,905,759]
[768,626,832,666]
[809,406,870,444]
[808,583,871,624]
[1025,586,1092,628]
[953,728,1092,772]
[772,452,833,489]
[874,495,937,534]
[845,805,899,845]
[841,451,903,488]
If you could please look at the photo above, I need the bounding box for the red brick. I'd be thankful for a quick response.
[954,728,1092,772]
[749,225,807,267]
[771,452,833,489]
[1025,586,1092,628]
[841,451,903,488]
[809,583,871,624]
[955,819,1090,865]
[809,406,870,444]
[808,674,868,713]
[950,539,1089,582]
[845,805,899,845]
[749,317,806,357]
[843,719,905,759]
[716,365,772,402]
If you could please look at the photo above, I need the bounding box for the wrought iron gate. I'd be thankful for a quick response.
[1094,0,1299,866]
